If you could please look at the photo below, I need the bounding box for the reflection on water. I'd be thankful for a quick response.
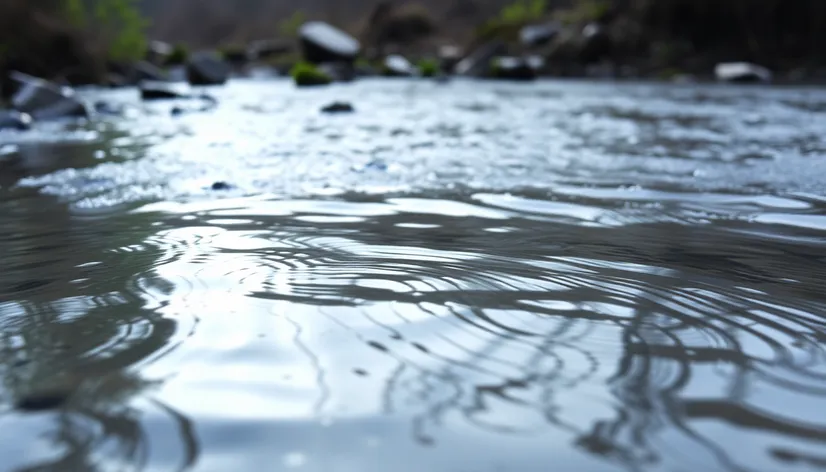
[1,79,826,471]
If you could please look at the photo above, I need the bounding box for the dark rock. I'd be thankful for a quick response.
[382,55,416,77]
[140,81,191,100]
[211,181,232,191]
[171,106,184,116]
[321,102,354,113]
[146,40,173,65]
[490,57,538,81]
[715,62,772,83]
[520,22,561,48]
[247,39,292,61]
[0,110,33,130]
[9,72,88,120]
[187,52,231,86]
[580,23,612,63]
[222,48,249,67]
[455,41,507,77]
[133,60,169,82]
[300,22,361,64]
[15,390,72,412]
[438,45,463,72]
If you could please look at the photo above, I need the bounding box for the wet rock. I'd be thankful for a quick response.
[438,45,463,72]
[321,102,354,113]
[187,52,231,86]
[0,110,32,130]
[520,22,560,48]
[133,60,169,82]
[145,40,173,65]
[300,22,361,64]
[9,72,88,120]
[140,81,191,100]
[580,23,612,63]
[382,55,416,77]
[211,181,232,190]
[170,106,184,116]
[491,57,538,81]
[715,62,772,83]
[455,41,507,77]
[247,39,292,62]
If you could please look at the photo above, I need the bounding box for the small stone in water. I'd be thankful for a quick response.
[321,102,354,113]
[171,106,184,116]
[211,181,232,190]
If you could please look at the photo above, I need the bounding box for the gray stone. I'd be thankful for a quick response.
[300,22,361,64]
[383,55,416,77]
[715,62,772,83]
[0,110,32,130]
[146,40,173,65]
[520,22,560,47]
[9,72,88,120]
[187,52,231,86]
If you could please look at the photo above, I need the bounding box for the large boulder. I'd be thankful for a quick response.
[300,22,361,64]
[383,55,416,77]
[715,62,772,83]
[187,52,231,86]
[0,110,33,130]
[9,72,88,120]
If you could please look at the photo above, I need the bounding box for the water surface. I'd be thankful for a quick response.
[1,79,825,472]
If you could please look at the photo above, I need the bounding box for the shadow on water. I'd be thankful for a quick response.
[1,80,826,472]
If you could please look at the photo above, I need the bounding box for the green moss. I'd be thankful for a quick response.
[418,59,439,77]
[477,0,547,42]
[554,0,611,25]
[290,61,332,87]
[167,44,189,65]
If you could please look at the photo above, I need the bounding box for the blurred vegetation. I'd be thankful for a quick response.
[64,0,149,62]
[418,58,439,77]
[555,0,610,25]
[476,0,546,41]
[166,43,189,65]
[290,61,331,86]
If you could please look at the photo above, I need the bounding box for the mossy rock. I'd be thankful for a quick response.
[290,61,332,86]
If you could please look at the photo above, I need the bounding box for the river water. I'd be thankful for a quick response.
[1,78,825,472]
